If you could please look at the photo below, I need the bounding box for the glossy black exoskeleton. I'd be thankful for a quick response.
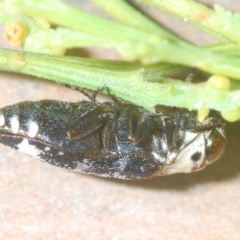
[0,90,226,179]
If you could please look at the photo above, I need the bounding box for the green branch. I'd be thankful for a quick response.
[92,0,180,40]
[2,0,240,80]
[138,0,240,43]
[0,48,240,122]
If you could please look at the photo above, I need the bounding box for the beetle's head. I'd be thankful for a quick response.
[162,110,226,175]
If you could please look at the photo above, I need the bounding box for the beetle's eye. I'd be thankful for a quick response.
[206,128,226,164]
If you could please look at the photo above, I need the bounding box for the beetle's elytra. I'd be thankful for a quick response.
[0,93,226,179]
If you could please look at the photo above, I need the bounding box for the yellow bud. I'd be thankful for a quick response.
[207,75,231,91]
[221,109,240,122]
[198,105,210,122]
[4,21,28,45]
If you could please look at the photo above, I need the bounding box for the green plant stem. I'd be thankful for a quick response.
[131,38,240,81]
[24,27,117,54]
[3,0,240,80]
[204,43,240,55]
[138,0,240,43]
[92,0,179,41]
[0,48,240,116]
[2,0,147,42]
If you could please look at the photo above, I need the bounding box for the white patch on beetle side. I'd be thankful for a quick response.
[10,116,19,134]
[182,131,198,146]
[151,135,165,163]
[58,151,64,156]
[44,146,50,151]
[162,133,206,175]
[17,139,45,158]
[152,151,162,161]
[0,112,5,126]
[26,120,39,138]
[75,159,93,171]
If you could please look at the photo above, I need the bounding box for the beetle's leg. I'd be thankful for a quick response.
[128,115,173,151]
[91,86,122,104]
[65,84,93,100]
[91,87,106,105]
[128,116,157,144]
[67,106,118,153]
[66,85,105,105]
[66,84,123,104]
[67,107,105,141]
[170,112,181,151]
[101,111,119,153]
[65,84,107,105]
[105,87,122,103]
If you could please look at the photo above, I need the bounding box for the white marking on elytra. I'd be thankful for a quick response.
[17,139,45,158]
[163,133,206,175]
[58,151,64,156]
[0,112,5,126]
[26,120,39,138]
[152,152,162,161]
[75,159,93,171]
[44,146,50,151]
[151,135,165,163]
[10,116,19,134]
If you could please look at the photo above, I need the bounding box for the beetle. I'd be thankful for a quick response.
[0,89,226,179]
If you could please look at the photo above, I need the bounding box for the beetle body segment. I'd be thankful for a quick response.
[0,100,225,179]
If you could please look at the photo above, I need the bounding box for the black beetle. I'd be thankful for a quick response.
[0,90,225,179]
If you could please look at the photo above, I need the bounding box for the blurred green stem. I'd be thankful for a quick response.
[92,0,180,40]
[138,0,240,43]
